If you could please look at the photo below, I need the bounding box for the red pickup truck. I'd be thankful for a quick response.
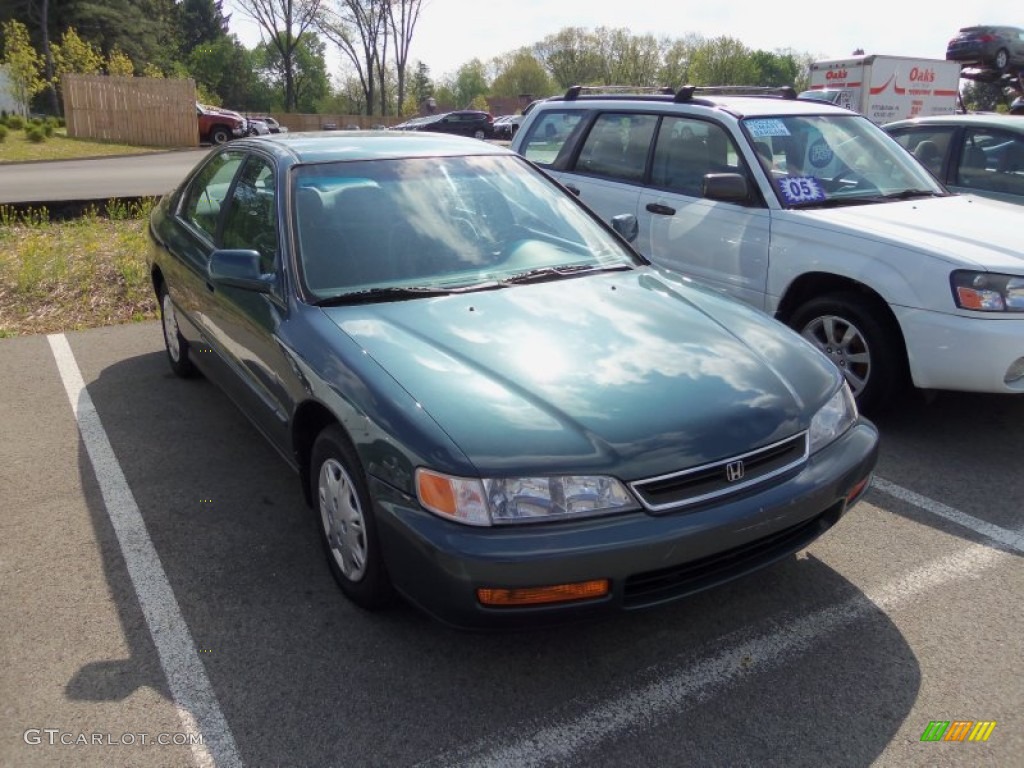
[196,103,248,145]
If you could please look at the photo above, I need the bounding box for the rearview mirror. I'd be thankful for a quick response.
[611,214,639,243]
[209,249,273,293]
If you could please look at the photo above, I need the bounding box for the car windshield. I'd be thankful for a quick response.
[293,154,637,302]
[742,114,947,208]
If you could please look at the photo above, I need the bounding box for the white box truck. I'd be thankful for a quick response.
[800,55,961,124]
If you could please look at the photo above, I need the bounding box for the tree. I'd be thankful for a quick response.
[180,0,232,53]
[1,19,45,115]
[452,58,487,108]
[749,49,801,88]
[106,46,134,75]
[189,34,261,108]
[383,0,422,121]
[687,37,758,86]
[255,32,328,111]
[232,0,322,111]
[408,60,432,103]
[489,49,552,99]
[533,27,603,89]
[50,26,103,112]
[318,0,387,115]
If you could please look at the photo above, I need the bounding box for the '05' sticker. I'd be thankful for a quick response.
[777,176,826,204]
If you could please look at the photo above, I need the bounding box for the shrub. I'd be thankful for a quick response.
[0,125,7,142]
[26,126,46,143]
[7,114,24,130]
[43,122,55,137]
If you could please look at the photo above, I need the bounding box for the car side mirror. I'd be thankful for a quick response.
[611,214,639,243]
[703,173,750,202]
[209,249,273,293]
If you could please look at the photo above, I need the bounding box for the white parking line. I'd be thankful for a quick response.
[48,334,241,768]
[423,480,1021,768]
[872,477,1024,554]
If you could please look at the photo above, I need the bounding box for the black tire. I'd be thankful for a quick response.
[995,48,1010,71]
[789,292,905,414]
[473,128,486,140]
[210,125,231,145]
[310,425,393,610]
[158,283,196,378]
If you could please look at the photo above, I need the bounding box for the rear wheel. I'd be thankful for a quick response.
[789,292,905,413]
[158,284,196,378]
[995,48,1010,70]
[310,425,393,610]
[473,128,486,139]
[210,125,231,145]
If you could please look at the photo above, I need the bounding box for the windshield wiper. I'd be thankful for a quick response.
[502,263,632,285]
[314,285,469,306]
[877,189,945,200]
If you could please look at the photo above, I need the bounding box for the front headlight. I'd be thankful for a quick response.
[951,270,1024,312]
[808,381,858,454]
[416,469,639,526]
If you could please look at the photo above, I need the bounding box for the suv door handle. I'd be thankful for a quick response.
[646,202,676,216]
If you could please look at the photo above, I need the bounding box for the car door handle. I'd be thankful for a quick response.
[564,184,581,196]
[646,202,676,216]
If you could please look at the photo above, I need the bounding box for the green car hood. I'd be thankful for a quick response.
[322,268,839,479]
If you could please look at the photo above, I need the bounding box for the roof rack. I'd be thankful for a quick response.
[563,85,676,100]
[673,85,797,102]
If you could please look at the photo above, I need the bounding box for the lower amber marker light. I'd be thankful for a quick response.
[477,579,610,607]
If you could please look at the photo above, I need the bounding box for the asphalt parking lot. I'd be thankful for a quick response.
[1,321,1022,767]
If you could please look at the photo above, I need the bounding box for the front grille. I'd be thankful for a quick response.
[630,432,807,512]
[622,503,842,607]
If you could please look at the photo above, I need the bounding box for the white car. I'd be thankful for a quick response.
[512,86,1024,411]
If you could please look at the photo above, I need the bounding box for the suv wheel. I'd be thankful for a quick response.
[473,129,486,139]
[210,126,231,145]
[994,48,1010,70]
[789,292,904,413]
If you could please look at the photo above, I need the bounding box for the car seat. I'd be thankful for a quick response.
[912,140,943,176]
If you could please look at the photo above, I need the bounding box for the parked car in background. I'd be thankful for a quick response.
[247,118,272,136]
[408,109,494,139]
[883,113,1024,205]
[249,115,288,134]
[196,103,248,145]
[146,131,877,629]
[492,115,515,139]
[946,25,1024,72]
[512,85,1024,412]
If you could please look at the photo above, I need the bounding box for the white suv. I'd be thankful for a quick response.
[511,85,1024,411]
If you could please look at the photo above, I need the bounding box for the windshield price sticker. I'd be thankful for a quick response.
[777,176,826,204]
[746,119,790,138]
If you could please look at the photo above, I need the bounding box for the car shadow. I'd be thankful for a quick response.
[68,348,923,767]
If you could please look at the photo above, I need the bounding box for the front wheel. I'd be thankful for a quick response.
[159,284,196,378]
[210,126,231,145]
[789,292,905,413]
[310,426,393,610]
[473,129,486,140]
[995,48,1010,70]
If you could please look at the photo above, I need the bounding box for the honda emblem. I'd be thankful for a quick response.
[725,460,745,482]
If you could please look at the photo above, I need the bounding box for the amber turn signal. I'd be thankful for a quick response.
[477,579,610,607]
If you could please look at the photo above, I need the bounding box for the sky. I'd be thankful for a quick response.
[229,1,1011,82]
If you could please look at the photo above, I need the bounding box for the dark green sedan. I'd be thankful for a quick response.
[147,131,878,629]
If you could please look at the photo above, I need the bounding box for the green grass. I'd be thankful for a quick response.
[0,200,160,337]
[0,127,165,163]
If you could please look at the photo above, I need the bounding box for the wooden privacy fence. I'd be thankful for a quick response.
[63,75,198,148]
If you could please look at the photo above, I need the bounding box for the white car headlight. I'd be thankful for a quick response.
[808,381,858,454]
[416,469,639,526]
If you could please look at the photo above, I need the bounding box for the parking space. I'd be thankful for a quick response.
[1,322,1021,766]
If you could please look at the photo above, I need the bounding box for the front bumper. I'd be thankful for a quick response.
[371,421,878,629]
[896,307,1024,393]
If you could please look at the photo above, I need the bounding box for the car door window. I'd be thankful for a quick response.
[889,128,954,178]
[574,113,656,182]
[221,157,278,271]
[180,151,245,241]
[957,128,1024,197]
[518,110,585,165]
[650,117,743,196]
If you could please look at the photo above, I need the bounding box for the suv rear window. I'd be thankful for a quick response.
[519,111,585,165]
